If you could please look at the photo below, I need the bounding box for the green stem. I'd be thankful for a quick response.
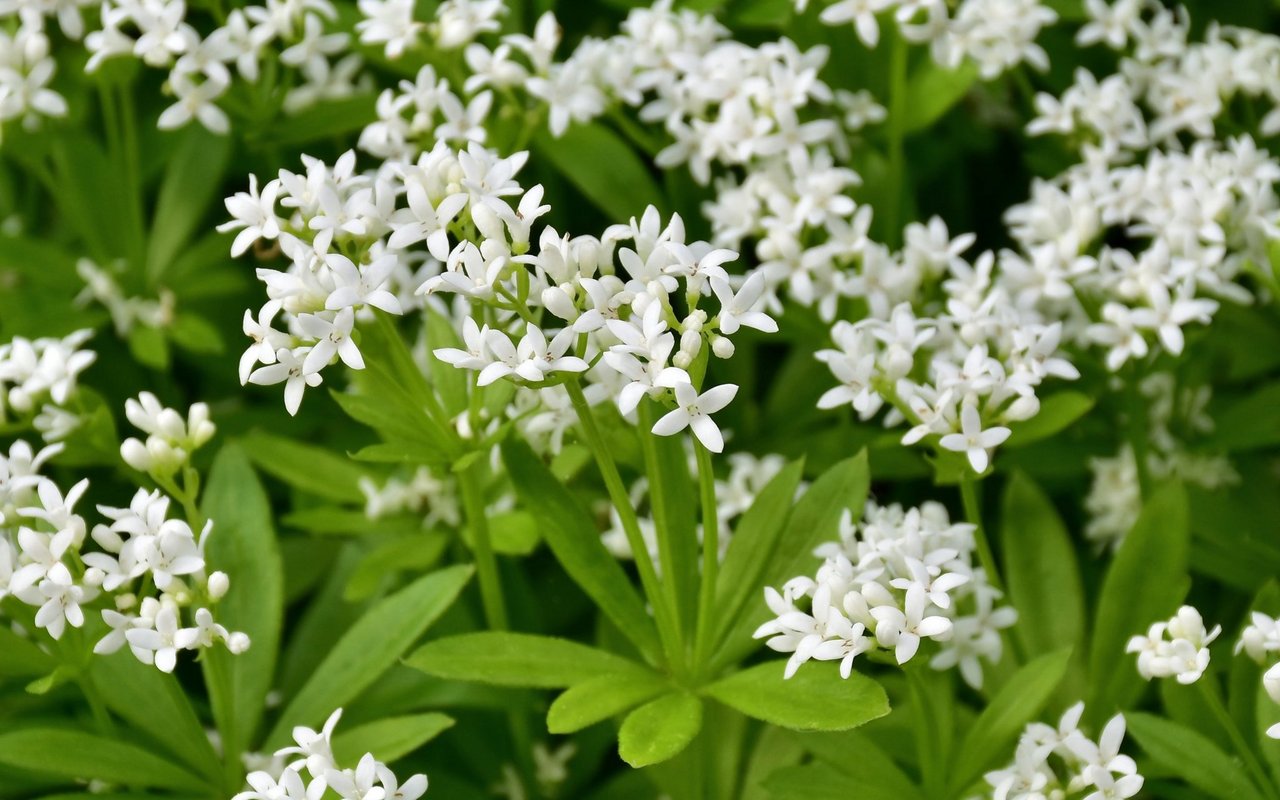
[1124,366,1152,499]
[457,458,508,631]
[565,380,682,672]
[906,665,942,799]
[1199,678,1279,800]
[692,441,719,675]
[959,475,1002,593]
[884,30,909,248]
[636,401,687,654]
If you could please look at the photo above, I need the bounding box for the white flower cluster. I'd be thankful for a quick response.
[7,0,368,137]
[0,17,67,131]
[0,429,246,671]
[1084,372,1236,549]
[1237,611,1280,740]
[228,132,777,451]
[984,702,1142,800]
[76,259,174,337]
[358,63,495,160]
[357,0,504,58]
[0,329,96,442]
[1006,138,1278,371]
[602,451,795,562]
[755,500,1014,688]
[360,466,461,528]
[1126,605,1220,684]
[119,391,216,480]
[803,0,1058,80]
[235,709,427,800]
[1056,1,1280,149]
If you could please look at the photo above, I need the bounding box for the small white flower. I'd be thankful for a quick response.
[938,403,1010,474]
[651,382,739,453]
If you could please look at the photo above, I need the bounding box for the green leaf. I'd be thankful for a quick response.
[488,510,540,555]
[424,306,468,416]
[0,729,207,792]
[902,60,979,133]
[501,439,660,660]
[201,443,284,759]
[256,93,378,147]
[713,452,870,671]
[949,649,1072,795]
[1001,473,1085,659]
[1006,392,1095,448]
[800,730,925,800]
[618,692,703,768]
[761,763,851,800]
[703,661,890,732]
[266,564,472,748]
[343,532,449,601]
[167,313,225,355]
[533,124,664,222]
[89,652,220,781]
[0,626,54,677]
[711,459,805,651]
[331,713,455,764]
[147,125,231,282]
[1214,382,1280,452]
[547,672,671,734]
[408,632,647,689]
[1089,482,1190,718]
[241,430,371,503]
[1128,712,1266,800]
[127,324,170,369]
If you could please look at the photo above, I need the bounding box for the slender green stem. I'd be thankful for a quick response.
[457,458,508,631]
[884,30,909,248]
[1199,678,1279,800]
[565,380,682,671]
[692,441,720,674]
[959,475,1002,593]
[118,83,147,273]
[636,401,687,653]
[1124,366,1152,499]
[906,665,942,799]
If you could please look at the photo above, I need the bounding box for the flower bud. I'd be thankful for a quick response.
[208,571,230,601]
[83,567,105,588]
[711,336,735,359]
[120,437,152,472]
[227,632,252,654]
[680,330,702,360]
[1004,395,1040,421]
[673,352,692,369]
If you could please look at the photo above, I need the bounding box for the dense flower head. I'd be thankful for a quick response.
[0,422,246,670]
[235,708,428,800]
[755,499,1014,687]
[1126,605,1220,684]
[0,330,96,442]
[985,702,1142,800]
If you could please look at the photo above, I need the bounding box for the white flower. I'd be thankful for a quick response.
[869,584,953,664]
[298,308,365,374]
[220,176,282,257]
[1126,605,1220,684]
[712,273,778,335]
[249,347,324,416]
[125,605,184,672]
[938,403,1010,474]
[651,382,738,453]
[325,254,404,315]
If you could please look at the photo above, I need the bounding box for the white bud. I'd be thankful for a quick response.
[83,568,105,588]
[1004,395,1040,422]
[673,352,692,369]
[227,632,251,654]
[208,571,230,601]
[711,336,735,359]
[679,330,702,359]
[120,438,153,472]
